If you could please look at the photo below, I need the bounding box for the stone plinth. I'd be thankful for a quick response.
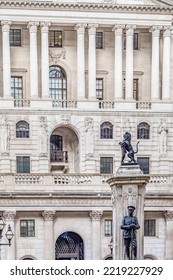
[107,164,150,260]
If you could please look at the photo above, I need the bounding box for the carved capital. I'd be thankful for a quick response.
[42,210,55,221]
[112,24,125,36]
[40,22,51,33]
[88,24,98,35]
[27,21,39,33]
[164,210,173,220]
[3,210,16,221]
[163,26,172,38]
[89,210,103,221]
[75,23,87,35]
[1,20,12,32]
[125,25,136,36]
[150,26,162,37]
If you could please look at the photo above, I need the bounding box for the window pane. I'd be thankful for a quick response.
[49,31,62,47]
[137,157,149,174]
[96,78,103,100]
[133,79,139,101]
[100,157,113,174]
[133,33,139,50]
[96,32,103,49]
[100,122,113,139]
[16,121,29,138]
[105,219,112,236]
[49,66,67,99]
[11,76,23,99]
[17,156,30,173]
[10,29,21,46]
[137,122,150,139]
[20,220,35,237]
[144,220,156,236]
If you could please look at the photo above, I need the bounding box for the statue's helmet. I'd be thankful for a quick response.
[127,205,135,211]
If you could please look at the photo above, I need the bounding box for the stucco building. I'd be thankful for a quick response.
[0,0,173,260]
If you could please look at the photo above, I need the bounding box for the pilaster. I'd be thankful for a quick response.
[3,210,16,260]
[89,210,103,260]
[42,210,55,259]
[164,210,173,259]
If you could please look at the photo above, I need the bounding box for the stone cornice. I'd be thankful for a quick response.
[0,1,172,14]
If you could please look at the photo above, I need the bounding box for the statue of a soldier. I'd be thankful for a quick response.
[121,206,140,260]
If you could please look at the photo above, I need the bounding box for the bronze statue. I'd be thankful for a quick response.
[119,132,139,165]
[121,206,140,260]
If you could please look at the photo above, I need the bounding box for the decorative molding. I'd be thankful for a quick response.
[88,24,99,35]
[163,210,173,220]
[40,22,51,33]
[1,20,12,32]
[42,210,55,221]
[149,25,162,37]
[75,23,87,35]
[49,48,66,64]
[3,210,16,220]
[126,25,136,36]
[27,21,39,33]
[112,24,125,35]
[89,210,103,221]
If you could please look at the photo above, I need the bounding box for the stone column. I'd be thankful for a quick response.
[162,26,171,101]
[3,210,16,260]
[89,210,103,260]
[27,22,39,99]
[1,20,12,99]
[164,211,173,259]
[40,22,51,99]
[42,210,55,259]
[125,25,136,100]
[150,26,162,101]
[75,23,87,100]
[88,24,98,100]
[112,25,125,100]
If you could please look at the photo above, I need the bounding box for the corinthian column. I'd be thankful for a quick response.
[150,26,162,101]
[27,22,39,99]
[162,26,171,101]
[164,211,173,259]
[75,23,87,100]
[88,24,98,100]
[42,210,55,259]
[125,25,136,100]
[89,210,103,259]
[112,25,125,100]
[40,22,51,99]
[1,21,12,98]
[3,211,16,260]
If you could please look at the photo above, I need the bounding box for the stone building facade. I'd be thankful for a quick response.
[0,0,173,260]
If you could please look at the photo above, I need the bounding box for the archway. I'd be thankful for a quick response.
[55,231,84,260]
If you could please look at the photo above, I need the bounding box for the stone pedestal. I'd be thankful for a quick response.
[107,164,149,260]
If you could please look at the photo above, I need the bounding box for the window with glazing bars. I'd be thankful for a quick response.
[10,29,21,46]
[16,121,29,138]
[123,32,139,50]
[144,220,156,236]
[49,66,67,99]
[96,78,103,100]
[20,220,35,237]
[137,122,150,139]
[100,122,113,139]
[49,31,62,47]
[11,76,23,99]
[100,157,113,174]
[96,32,103,49]
[105,219,113,236]
[123,78,139,100]
[137,157,149,174]
[17,156,30,173]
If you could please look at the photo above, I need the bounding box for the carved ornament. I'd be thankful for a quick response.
[3,210,16,220]
[163,211,173,220]
[49,48,66,64]
[42,210,55,221]
[89,210,103,221]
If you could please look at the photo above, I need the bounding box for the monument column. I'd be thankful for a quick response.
[75,23,87,100]
[3,210,16,260]
[164,211,173,259]
[125,25,136,100]
[88,24,98,100]
[28,21,39,99]
[42,210,55,259]
[1,20,12,99]
[89,210,103,260]
[40,22,51,99]
[112,25,125,100]
[162,26,171,101]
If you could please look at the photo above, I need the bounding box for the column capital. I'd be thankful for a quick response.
[27,21,39,33]
[163,26,173,38]
[150,25,162,36]
[89,210,103,221]
[40,22,51,33]
[125,24,136,36]
[75,23,87,34]
[164,210,173,220]
[88,24,98,35]
[112,24,125,35]
[3,210,16,221]
[1,20,12,32]
[42,210,55,221]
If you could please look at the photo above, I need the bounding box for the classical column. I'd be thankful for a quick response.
[125,25,136,100]
[89,210,103,260]
[164,211,173,259]
[1,20,12,99]
[75,23,87,100]
[27,22,39,99]
[112,25,125,100]
[40,22,51,99]
[150,26,162,101]
[42,210,55,259]
[88,24,98,100]
[3,211,16,260]
[162,26,171,101]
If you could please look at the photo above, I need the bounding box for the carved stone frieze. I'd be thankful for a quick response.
[49,48,66,64]
[60,114,71,124]
[3,210,16,220]
[89,210,103,221]
[163,211,173,220]
[42,210,55,221]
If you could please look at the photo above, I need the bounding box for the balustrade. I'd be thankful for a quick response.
[14,99,30,107]
[136,101,152,110]
[52,100,77,109]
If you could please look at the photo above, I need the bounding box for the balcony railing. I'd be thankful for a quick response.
[52,100,77,109]
[14,99,30,107]
[98,101,115,109]
[136,101,152,110]
[50,151,68,163]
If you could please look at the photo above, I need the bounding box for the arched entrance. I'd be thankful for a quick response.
[55,231,84,260]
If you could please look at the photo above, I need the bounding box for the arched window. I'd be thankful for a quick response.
[16,121,29,138]
[100,122,113,139]
[49,66,67,100]
[137,122,150,139]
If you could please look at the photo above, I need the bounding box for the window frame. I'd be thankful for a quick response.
[104,219,113,237]
[100,122,113,139]
[16,121,29,138]
[10,29,21,47]
[49,66,67,100]
[11,76,23,99]
[144,220,156,237]
[137,157,150,174]
[16,156,30,173]
[100,157,113,174]
[96,31,103,49]
[137,122,150,139]
[96,78,104,100]
[20,220,35,237]
[49,30,62,48]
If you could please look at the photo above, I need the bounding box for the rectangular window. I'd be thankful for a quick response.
[144,220,156,236]
[137,157,149,174]
[10,29,21,46]
[123,32,139,50]
[105,219,112,236]
[133,79,139,100]
[49,31,62,47]
[17,156,30,173]
[11,76,23,99]
[100,157,113,174]
[96,78,103,100]
[96,32,103,49]
[20,220,35,237]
